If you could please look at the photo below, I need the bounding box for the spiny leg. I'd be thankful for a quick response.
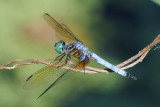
[58,53,66,62]
[68,53,71,60]
[64,53,71,65]
[54,53,66,62]
[58,53,71,67]
[82,61,86,74]
[82,56,89,74]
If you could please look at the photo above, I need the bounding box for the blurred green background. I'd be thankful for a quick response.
[0,0,160,107]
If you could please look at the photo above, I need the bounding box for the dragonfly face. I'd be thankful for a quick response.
[54,40,65,54]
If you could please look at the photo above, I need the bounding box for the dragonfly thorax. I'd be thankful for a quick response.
[73,42,89,61]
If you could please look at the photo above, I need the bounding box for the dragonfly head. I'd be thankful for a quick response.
[54,40,65,54]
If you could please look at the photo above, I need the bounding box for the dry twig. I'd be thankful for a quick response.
[0,34,160,74]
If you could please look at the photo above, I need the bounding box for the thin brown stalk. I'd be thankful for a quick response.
[0,34,160,74]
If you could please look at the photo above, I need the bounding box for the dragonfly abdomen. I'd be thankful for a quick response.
[88,51,137,80]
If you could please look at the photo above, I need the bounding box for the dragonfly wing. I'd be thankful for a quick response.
[24,65,76,99]
[60,24,74,34]
[36,56,82,99]
[24,56,81,99]
[43,13,81,43]
[23,66,62,90]
[36,67,75,99]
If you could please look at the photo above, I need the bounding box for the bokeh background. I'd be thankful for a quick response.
[0,0,160,107]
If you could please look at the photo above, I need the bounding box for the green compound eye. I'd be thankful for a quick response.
[54,40,65,54]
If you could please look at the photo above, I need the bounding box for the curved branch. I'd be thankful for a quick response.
[0,34,160,74]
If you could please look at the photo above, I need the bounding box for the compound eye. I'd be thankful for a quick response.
[60,40,65,45]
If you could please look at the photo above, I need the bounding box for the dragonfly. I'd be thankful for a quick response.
[23,13,137,99]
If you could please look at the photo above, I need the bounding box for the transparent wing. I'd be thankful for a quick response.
[43,13,82,43]
[60,24,74,35]
[23,66,60,90]
[23,56,81,99]
[35,56,82,99]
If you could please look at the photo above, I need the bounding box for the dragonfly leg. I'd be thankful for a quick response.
[82,56,89,74]
[68,54,71,60]
[64,52,71,64]
[82,61,86,74]
[58,53,66,62]
[57,52,71,67]
[54,53,66,62]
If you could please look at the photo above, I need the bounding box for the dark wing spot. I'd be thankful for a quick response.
[26,75,33,82]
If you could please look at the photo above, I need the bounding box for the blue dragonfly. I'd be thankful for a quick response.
[24,13,137,99]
